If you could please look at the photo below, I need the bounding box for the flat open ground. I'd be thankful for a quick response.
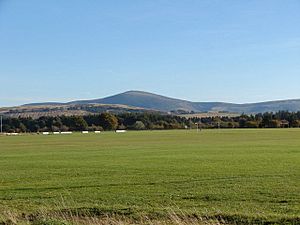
[0,129,299,224]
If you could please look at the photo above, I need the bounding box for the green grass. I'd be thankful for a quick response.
[0,129,299,224]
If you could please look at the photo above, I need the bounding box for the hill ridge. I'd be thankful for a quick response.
[18,90,300,114]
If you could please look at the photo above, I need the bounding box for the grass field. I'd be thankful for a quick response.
[0,129,299,224]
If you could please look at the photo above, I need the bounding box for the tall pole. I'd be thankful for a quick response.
[0,115,2,134]
[199,118,202,132]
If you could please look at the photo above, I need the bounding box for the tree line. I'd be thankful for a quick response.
[1,111,300,133]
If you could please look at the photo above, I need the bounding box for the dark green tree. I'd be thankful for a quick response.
[99,113,118,130]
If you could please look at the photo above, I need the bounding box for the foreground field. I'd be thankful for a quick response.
[0,129,299,224]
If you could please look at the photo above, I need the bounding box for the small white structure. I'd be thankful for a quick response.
[61,131,72,134]
[95,131,101,134]
[82,131,89,134]
[42,132,50,135]
[7,133,19,136]
[116,130,127,133]
[53,132,60,135]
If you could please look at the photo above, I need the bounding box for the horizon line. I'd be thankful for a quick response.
[1,90,300,108]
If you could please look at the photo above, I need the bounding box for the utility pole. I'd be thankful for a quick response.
[0,115,2,134]
[199,118,202,132]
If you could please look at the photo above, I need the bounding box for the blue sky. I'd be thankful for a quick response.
[0,0,300,106]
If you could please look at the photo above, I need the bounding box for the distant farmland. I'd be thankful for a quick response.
[180,112,241,118]
[0,130,299,224]
[0,103,156,118]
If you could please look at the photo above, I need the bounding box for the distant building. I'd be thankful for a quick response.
[280,120,290,128]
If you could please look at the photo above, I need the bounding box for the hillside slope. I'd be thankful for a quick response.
[71,91,196,112]
[8,90,300,116]
[70,90,300,113]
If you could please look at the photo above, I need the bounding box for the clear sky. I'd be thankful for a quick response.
[0,0,300,106]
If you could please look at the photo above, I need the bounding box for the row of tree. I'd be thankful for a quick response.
[2,111,300,133]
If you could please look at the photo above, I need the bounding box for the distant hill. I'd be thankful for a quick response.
[2,90,300,118]
[70,91,196,112]
[69,90,300,114]
[0,103,157,119]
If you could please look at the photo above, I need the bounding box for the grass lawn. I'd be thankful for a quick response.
[0,129,299,224]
